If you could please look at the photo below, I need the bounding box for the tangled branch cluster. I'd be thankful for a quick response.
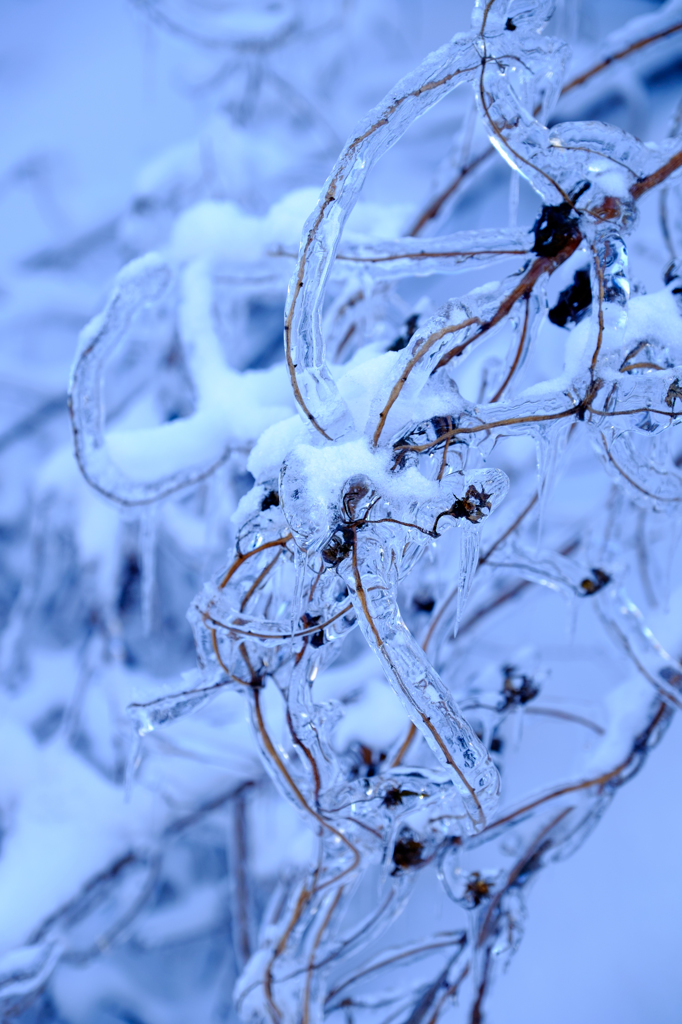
[4,0,682,1021]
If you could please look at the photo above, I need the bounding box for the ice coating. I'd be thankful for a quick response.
[7,0,682,1021]
[284,31,483,440]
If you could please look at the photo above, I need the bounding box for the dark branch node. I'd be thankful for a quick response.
[532,202,582,258]
[548,268,592,327]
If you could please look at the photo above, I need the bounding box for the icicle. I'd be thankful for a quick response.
[124,730,143,801]
[534,421,570,546]
[635,508,658,608]
[139,504,158,635]
[228,787,253,971]
[565,588,579,644]
[508,169,520,227]
[290,544,309,647]
[660,512,682,614]
[455,525,480,638]
[128,683,218,736]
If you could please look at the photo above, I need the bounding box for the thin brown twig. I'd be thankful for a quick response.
[326,934,466,1004]
[481,699,670,836]
[284,62,480,436]
[390,722,417,767]
[240,551,282,612]
[219,535,292,590]
[372,317,479,446]
[350,531,484,817]
[251,688,361,889]
[600,433,682,503]
[490,294,531,403]
[335,247,528,265]
[203,601,353,643]
[410,19,682,235]
[476,33,570,204]
[426,963,471,1024]
[589,248,606,374]
[302,887,344,1024]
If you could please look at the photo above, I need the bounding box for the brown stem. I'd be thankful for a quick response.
[390,722,417,767]
[203,601,353,643]
[326,934,466,1004]
[490,294,531,403]
[632,145,682,200]
[240,551,282,612]
[251,688,361,889]
[372,318,479,446]
[482,700,669,836]
[265,884,312,1024]
[410,152,490,235]
[589,248,606,374]
[286,709,323,805]
[398,406,576,457]
[469,806,573,1022]
[525,706,605,735]
[411,21,682,235]
[284,63,479,435]
[427,963,471,1024]
[434,237,581,373]
[302,887,344,1024]
[564,21,682,93]
[336,247,528,265]
[219,535,292,590]
[351,534,484,818]
[477,39,569,204]
[600,433,682,503]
